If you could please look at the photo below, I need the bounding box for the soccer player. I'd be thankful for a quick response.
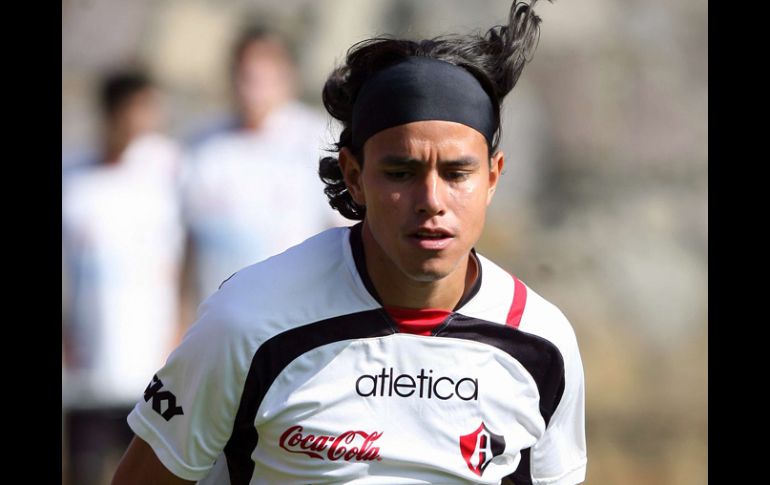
[112,1,587,483]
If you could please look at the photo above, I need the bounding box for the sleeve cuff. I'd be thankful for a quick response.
[532,458,587,485]
[127,407,213,481]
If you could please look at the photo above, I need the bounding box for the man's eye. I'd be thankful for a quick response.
[446,171,470,181]
[386,172,411,180]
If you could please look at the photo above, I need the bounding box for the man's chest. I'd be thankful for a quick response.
[249,335,546,483]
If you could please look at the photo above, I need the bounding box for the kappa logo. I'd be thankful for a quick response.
[459,422,506,476]
[143,374,184,421]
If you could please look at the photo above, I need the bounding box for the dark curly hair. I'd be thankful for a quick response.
[318,0,549,220]
[100,70,154,119]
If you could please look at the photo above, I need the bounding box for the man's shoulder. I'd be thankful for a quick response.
[471,252,579,355]
[183,115,240,150]
[516,282,581,367]
[195,225,372,341]
[61,160,110,212]
[186,128,245,162]
[219,226,347,290]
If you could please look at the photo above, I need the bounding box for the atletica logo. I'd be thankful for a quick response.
[279,425,383,461]
[355,367,478,401]
[459,422,506,476]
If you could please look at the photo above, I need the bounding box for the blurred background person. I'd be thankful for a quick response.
[181,24,348,302]
[61,69,185,485]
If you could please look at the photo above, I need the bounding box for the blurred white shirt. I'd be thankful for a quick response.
[62,133,185,407]
[181,100,349,300]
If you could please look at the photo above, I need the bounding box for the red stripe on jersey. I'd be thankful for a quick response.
[506,276,527,328]
[383,306,452,336]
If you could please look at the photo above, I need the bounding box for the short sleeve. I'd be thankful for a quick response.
[510,314,587,485]
[126,293,254,481]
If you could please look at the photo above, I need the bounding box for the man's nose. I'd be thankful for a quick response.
[414,171,446,216]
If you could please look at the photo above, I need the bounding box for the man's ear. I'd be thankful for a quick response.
[486,150,505,205]
[339,147,366,206]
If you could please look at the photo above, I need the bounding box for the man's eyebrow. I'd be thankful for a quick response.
[442,157,481,167]
[376,155,481,167]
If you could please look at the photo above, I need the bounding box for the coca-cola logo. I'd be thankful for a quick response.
[279,425,383,462]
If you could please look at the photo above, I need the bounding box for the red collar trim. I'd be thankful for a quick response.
[383,306,452,336]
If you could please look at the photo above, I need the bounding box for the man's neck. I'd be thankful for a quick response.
[360,221,477,311]
[102,131,131,165]
[239,98,290,131]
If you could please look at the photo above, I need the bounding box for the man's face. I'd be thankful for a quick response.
[114,88,165,139]
[235,39,294,118]
[342,120,504,284]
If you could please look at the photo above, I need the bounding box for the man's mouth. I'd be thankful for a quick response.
[414,231,449,239]
[408,228,454,250]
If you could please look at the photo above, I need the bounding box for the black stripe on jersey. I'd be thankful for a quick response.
[508,447,532,484]
[349,222,383,302]
[222,309,395,485]
[438,315,565,484]
[348,222,483,309]
[218,271,238,290]
[436,314,566,427]
[457,248,482,309]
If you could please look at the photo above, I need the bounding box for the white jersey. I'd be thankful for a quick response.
[128,223,586,484]
[62,133,185,406]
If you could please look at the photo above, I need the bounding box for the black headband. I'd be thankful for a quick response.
[351,56,498,149]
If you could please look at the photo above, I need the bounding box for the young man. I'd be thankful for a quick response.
[62,70,185,485]
[113,1,586,484]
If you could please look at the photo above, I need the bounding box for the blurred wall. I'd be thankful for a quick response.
[62,1,708,483]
